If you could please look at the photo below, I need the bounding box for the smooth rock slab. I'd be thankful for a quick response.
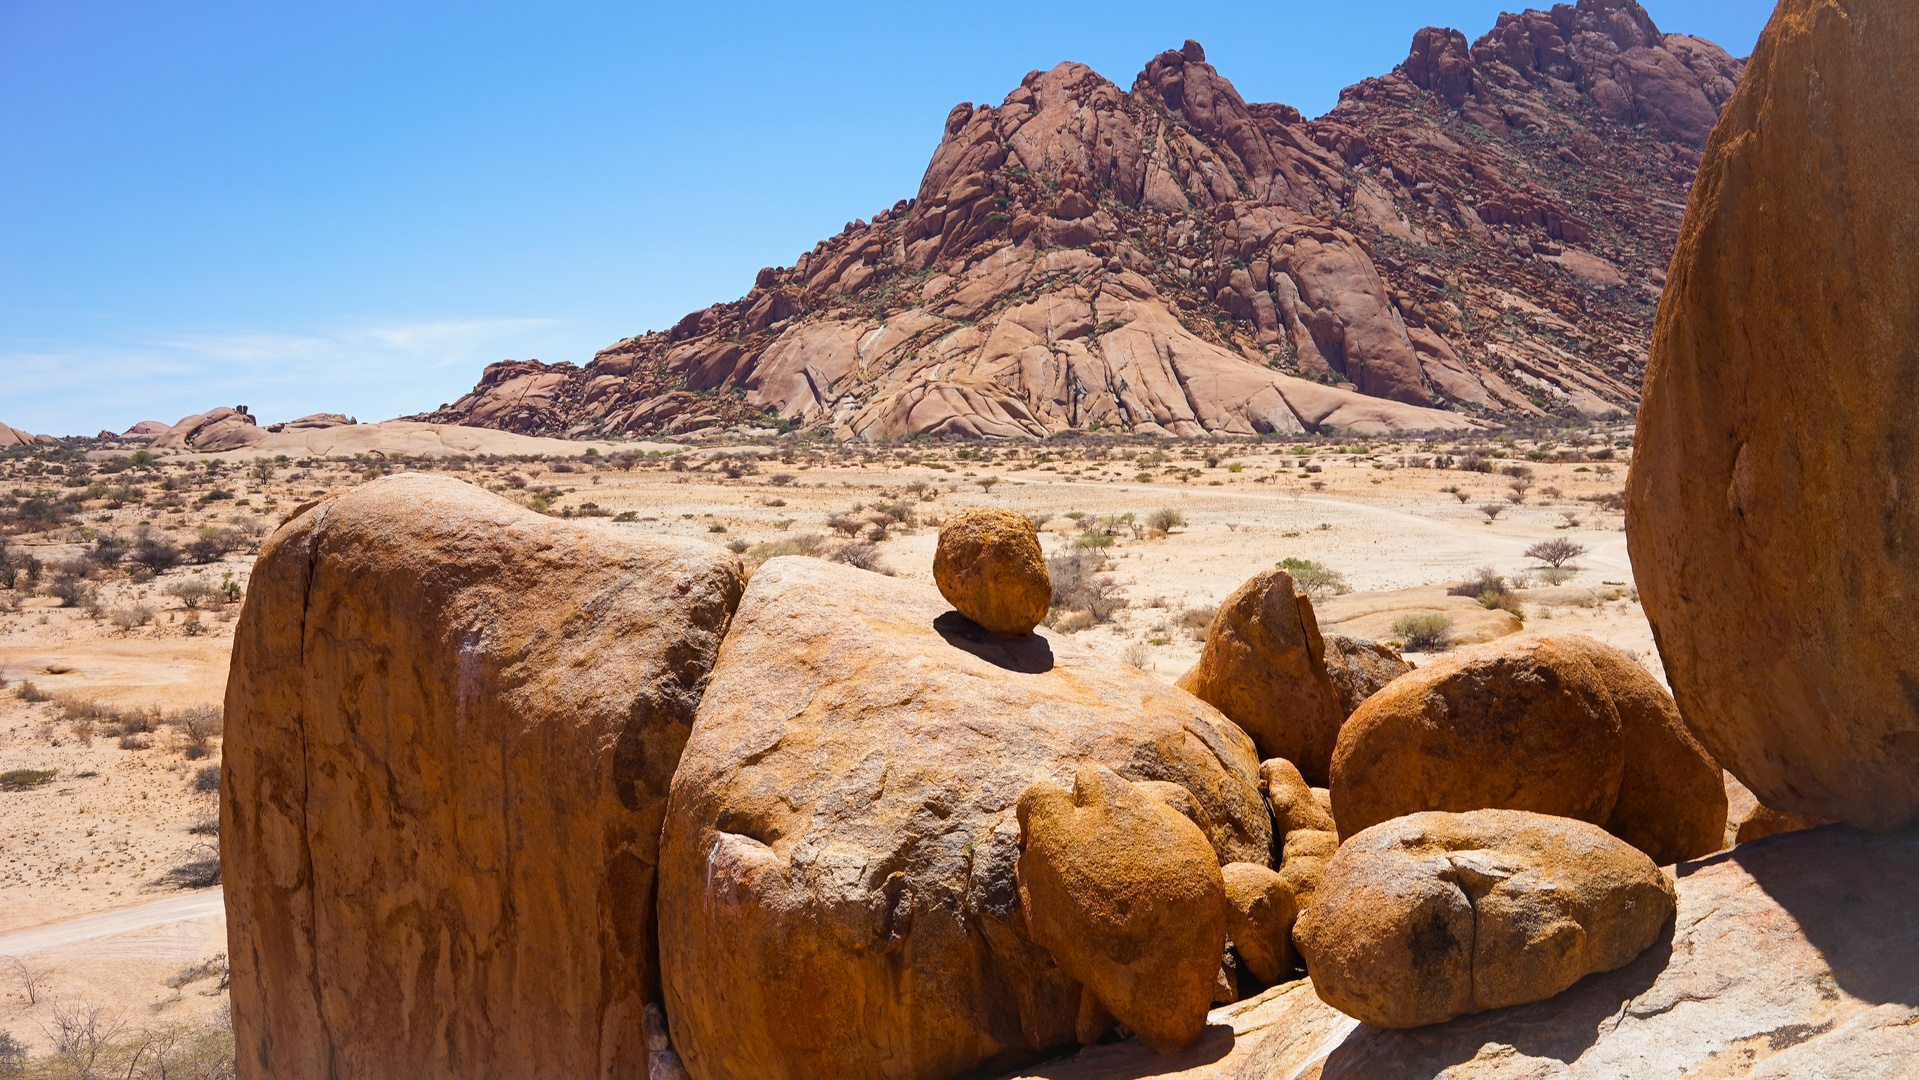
[1000,827,1919,1078]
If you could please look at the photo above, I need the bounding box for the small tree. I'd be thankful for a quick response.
[1478,503,1506,522]
[976,476,1001,495]
[1147,508,1187,532]
[1524,537,1587,568]
[1279,557,1349,600]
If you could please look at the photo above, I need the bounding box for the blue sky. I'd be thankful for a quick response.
[1,1,1771,435]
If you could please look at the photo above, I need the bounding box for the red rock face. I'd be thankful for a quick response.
[417,1,1743,440]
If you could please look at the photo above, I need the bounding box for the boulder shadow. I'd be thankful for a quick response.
[1717,824,1919,1007]
[934,611,1054,674]
[1013,1022,1236,1078]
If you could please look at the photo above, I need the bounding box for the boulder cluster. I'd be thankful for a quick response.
[223,1,1919,1076]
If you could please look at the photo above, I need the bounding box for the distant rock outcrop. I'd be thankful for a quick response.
[416,1,1743,440]
[1627,0,1919,833]
[119,420,171,439]
[152,406,266,451]
[223,475,744,1080]
[0,421,52,447]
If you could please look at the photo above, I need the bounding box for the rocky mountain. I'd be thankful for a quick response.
[416,0,1741,439]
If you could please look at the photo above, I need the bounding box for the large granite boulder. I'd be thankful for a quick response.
[222,474,744,1080]
[1330,635,1625,839]
[1177,569,1347,784]
[1006,828,1919,1079]
[1294,810,1675,1029]
[656,557,1270,1080]
[1626,0,1919,832]
[1558,636,1726,864]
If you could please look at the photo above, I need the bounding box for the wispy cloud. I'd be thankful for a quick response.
[0,317,566,435]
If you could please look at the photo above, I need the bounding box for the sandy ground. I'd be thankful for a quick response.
[0,431,1656,1052]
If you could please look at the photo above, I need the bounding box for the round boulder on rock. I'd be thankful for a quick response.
[933,506,1051,634]
[1177,569,1348,784]
[1330,635,1625,840]
[1295,809,1676,1028]
[1017,765,1229,1053]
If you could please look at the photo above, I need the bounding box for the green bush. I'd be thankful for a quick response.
[1392,614,1452,652]
[1278,557,1349,600]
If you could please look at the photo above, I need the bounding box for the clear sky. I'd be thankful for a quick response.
[1,1,1772,435]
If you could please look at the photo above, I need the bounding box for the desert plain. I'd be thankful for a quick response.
[0,421,1651,1057]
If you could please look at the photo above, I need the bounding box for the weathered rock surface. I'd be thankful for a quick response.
[1626,0,1919,833]
[418,3,1741,440]
[1296,810,1674,1029]
[1319,634,1412,718]
[1331,635,1625,839]
[1557,635,1726,864]
[656,557,1270,1080]
[934,507,1052,634]
[222,474,744,1080]
[1219,862,1297,986]
[1261,758,1338,917]
[1005,828,1919,1078]
[153,406,268,451]
[1177,569,1346,784]
[1018,765,1228,1053]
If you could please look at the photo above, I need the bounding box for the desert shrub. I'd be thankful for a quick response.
[157,848,221,889]
[769,473,796,486]
[1392,613,1452,652]
[14,681,50,703]
[1047,551,1125,622]
[119,732,153,750]
[192,765,220,794]
[1478,503,1506,521]
[1176,603,1216,640]
[825,513,864,538]
[1147,508,1187,532]
[828,542,892,575]
[128,534,182,573]
[1278,557,1349,600]
[1447,566,1508,599]
[89,533,129,569]
[1072,530,1114,550]
[109,604,158,631]
[0,1029,24,1075]
[165,578,222,610]
[1122,641,1151,668]
[45,563,94,607]
[0,768,57,792]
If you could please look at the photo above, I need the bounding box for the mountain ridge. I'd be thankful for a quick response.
[415,0,1741,440]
